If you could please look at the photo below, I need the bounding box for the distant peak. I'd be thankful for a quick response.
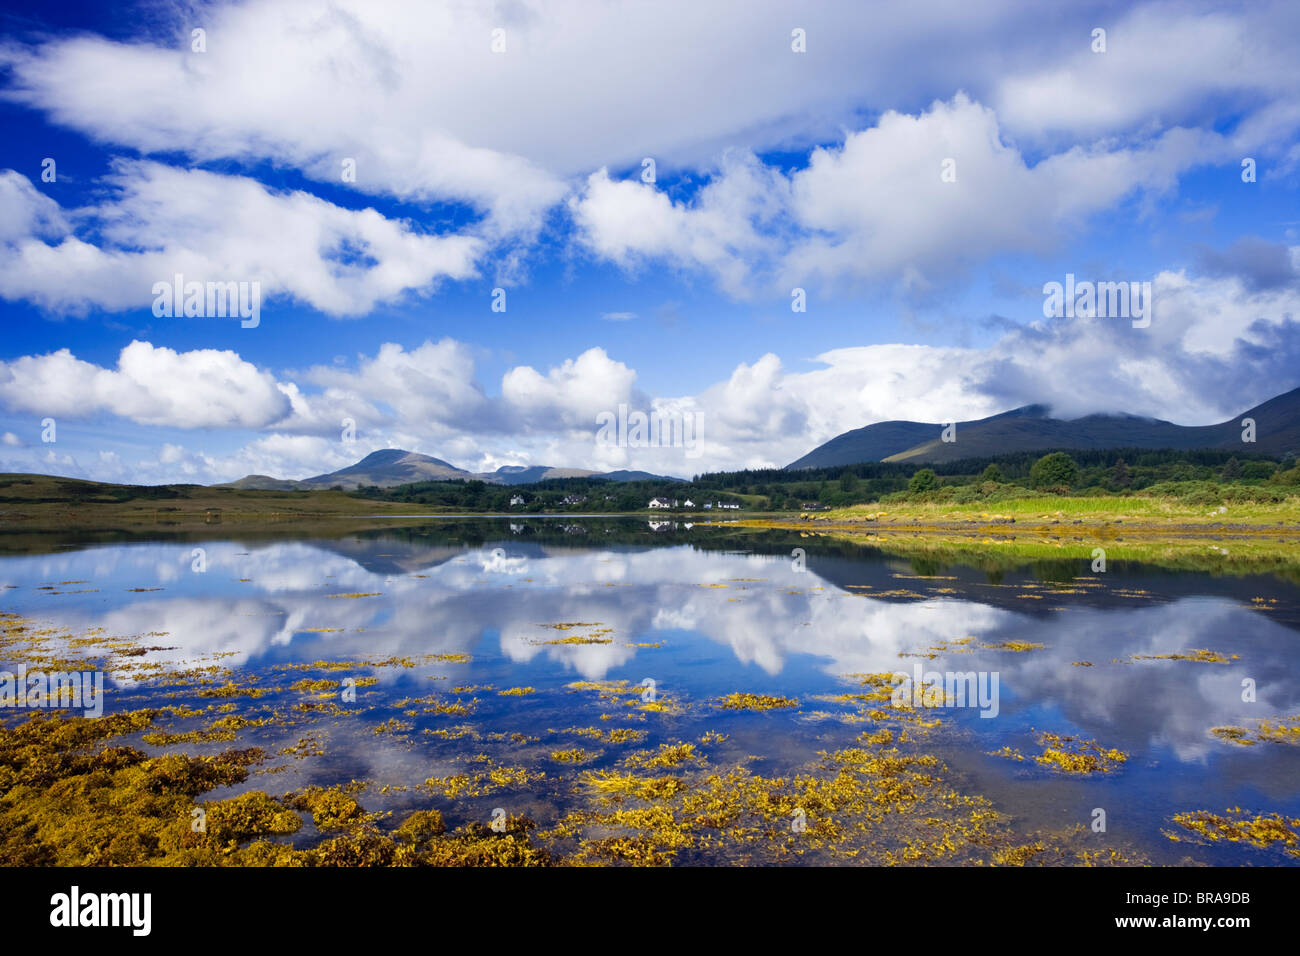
[357,448,411,464]
[995,403,1051,419]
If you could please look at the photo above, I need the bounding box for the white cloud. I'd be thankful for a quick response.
[210,435,358,483]
[3,254,1296,483]
[9,1,1295,234]
[0,1,1294,322]
[501,347,639,428]
[571,95,1232,296]
[0,340,289,428]
[995,3,1300,145]
[294,339,490,433]
[0,162,483,317]
[571,151,791,297]
[0,170,68,242]
[0,0,1033,231]
[687,265,1300,467]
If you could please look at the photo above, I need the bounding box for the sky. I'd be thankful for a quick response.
[0,0,1297,484]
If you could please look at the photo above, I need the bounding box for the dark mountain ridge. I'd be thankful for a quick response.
[787,387,1300,469]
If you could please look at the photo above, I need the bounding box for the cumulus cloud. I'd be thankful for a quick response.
[570,151,792,297]
[501,347,639,428]
[1,1,1297,483]
[0,170,68,242]
[0,2,1293,319]
[294,340,490,434]
[0,162,483,317]
[8,1,1295,231]
[995,2,1300,145]
[0,0,1032,231]
[697,264,1300,465]
[2,253,1297,482]
[0,340,290,428]
[1194,237,1300,292]
[571,95,1232,297]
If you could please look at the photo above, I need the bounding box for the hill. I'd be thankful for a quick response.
[787,387,1300,468]
[220,450,685,490]
[488,465,598,485]
[218,474,305,491]
[295,449,470,489]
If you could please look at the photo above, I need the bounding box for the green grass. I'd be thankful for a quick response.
[0,473,432,534]
[821,495,1299,525]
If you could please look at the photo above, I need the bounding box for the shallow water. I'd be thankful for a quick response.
[3,517,1299,865]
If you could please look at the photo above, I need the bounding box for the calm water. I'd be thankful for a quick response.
[4,518,1299,865]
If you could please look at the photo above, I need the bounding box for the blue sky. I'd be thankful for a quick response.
[0,0,1297,483]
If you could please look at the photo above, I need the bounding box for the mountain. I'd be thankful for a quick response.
[488,465,598,485]
[296,449,471,489]
[218,449,685,489]
[485,466,686,484]
[219,474,304,491]
[785,412,1024,470]
[787,387,1300,469]
[598,470,687,482]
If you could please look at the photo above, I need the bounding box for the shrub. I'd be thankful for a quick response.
[1184,487,1223,506]
[1030,453,1079,489]
[1222,485,1287,504]
[1269,465,1300,486]
[908,469,938,494]
[985,485,1040,502]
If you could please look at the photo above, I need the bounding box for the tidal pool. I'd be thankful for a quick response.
[2,518,1298,865]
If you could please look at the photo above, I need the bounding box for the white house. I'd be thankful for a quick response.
[509,494,526,507]
[683,499,695,508]
[648,497,673,509]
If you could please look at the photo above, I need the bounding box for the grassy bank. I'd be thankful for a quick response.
[0,474,434,534]
[728,495,1300,576]
[813,495,1300,527]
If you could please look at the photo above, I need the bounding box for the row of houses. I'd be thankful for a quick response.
[509,493,587,507]
[507,494,740,510]
[648,498,741,510]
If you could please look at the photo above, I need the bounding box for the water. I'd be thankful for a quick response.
[4,517,1298,865]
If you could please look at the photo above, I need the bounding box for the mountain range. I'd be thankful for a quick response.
[219,449,684,490]
[786,386,1300,469]
[219,387,1300,490]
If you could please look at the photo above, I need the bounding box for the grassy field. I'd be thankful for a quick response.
[812,495,1300,526]
[0,473,433,534]
[724,494,1300,576]
[785,526,1300,576]
[5,472,1299,568]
